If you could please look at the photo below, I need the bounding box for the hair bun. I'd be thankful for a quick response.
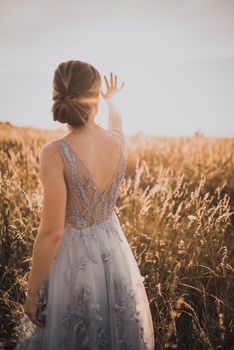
[51,60,101,128]
[52,95,89,128]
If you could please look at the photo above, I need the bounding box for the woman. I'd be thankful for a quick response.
[15,60,155,350]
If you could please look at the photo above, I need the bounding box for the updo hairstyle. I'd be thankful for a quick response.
[52,60,101,128]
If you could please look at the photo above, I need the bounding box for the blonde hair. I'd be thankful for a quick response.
[52,60,101,128]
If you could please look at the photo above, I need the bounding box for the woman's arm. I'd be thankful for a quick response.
[26,142,67,297]
[107,102,123,131]
[101,72,125,131]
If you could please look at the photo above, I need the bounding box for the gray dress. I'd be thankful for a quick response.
[15,129,155,350]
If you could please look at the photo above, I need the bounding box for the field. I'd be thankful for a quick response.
[0,122,234,350]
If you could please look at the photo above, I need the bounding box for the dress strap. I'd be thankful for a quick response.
[52,139,71,175]
[108,128,126,149]
[52,139,65,159]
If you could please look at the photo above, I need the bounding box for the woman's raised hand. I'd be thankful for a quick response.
[101,72,125,103]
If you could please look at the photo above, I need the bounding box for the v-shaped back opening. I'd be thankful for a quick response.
[60,137,123,196]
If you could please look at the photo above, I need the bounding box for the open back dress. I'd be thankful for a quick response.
[15,128,155,350]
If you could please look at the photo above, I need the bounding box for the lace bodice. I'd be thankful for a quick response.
[53,128,127,229]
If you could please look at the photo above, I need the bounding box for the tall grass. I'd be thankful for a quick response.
[1,123,234,349]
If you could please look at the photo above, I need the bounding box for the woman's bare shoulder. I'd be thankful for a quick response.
[107,127,125,146]
[38,139,62,163]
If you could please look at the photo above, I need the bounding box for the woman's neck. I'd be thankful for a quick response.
[67,116,102,135]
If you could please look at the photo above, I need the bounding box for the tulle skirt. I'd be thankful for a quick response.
[15,211,155,350]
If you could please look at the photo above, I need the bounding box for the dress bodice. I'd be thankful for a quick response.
[53,128,127,229]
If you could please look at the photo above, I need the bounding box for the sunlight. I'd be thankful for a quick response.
[1,1,234,136]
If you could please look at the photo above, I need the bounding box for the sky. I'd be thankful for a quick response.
[0,0,234,137]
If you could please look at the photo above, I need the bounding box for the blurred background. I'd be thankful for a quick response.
[1,2,234,349]
[0,0,234,137]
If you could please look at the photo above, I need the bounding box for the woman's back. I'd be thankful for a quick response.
[60,125,124,194]
[52,126,126,229]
